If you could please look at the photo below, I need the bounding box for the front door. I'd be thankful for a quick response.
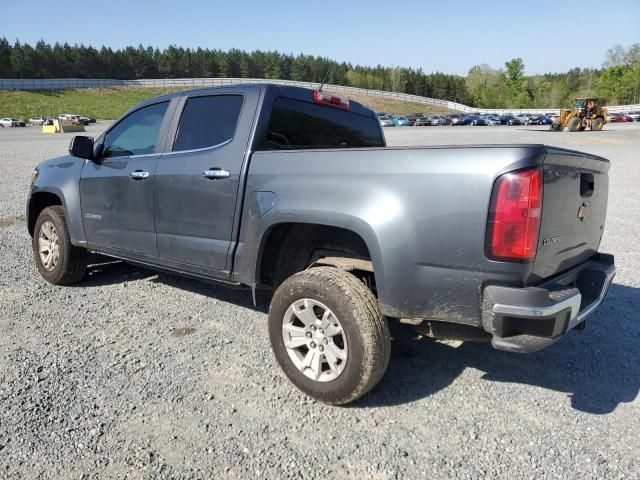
[80,101,170,257]
[154,93,247,271]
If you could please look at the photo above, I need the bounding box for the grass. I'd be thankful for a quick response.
[343,92,454,116]
[0,86,455,120]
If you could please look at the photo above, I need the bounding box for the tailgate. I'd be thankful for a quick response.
[531,147,610,281]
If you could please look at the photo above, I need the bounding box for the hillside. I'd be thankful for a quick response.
[0,87,454,120]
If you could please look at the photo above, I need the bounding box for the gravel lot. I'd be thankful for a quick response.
[1,122,638,479]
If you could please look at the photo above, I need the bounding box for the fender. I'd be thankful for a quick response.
[28,156,86,244]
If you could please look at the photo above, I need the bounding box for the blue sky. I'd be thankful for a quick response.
[2,0,639,75]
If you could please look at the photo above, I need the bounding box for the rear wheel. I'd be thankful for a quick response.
[33,206,87,285]
[592,117,604,131]
[567,117,582,132]
[268,267,391,405]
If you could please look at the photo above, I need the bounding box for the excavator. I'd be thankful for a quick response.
[551,98,607,131]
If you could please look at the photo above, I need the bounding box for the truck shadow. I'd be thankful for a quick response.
[77,261,638,414]
[79,258,258,309]
[359,283,639,414]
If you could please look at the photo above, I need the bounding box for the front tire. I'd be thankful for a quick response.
[568,117,582,132]
[592,117,604,131]
[268,267,391,405]
[33,206,87,285]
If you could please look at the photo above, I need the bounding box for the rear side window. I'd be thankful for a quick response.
[173,95,243,152]
[260,97,384,150]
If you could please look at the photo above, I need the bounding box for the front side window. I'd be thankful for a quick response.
[173,95,244,152]
[259,97,385,150]
[103,102,169,158]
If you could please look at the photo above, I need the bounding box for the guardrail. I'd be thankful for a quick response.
[1,77,638,114]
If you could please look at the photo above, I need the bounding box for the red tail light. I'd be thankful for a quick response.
[313,90,350,110]
[486,168,542,262]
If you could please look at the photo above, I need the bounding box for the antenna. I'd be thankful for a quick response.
[318,64,333,92]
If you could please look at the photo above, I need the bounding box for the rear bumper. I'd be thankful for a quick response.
[482,253,615,353]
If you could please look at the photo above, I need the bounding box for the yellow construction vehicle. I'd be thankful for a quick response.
[550,98,607,131]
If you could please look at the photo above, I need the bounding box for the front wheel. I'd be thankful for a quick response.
[268,266,391,405]
[567,117,582,132]
[33,206,88,285]
[591,117,604,131]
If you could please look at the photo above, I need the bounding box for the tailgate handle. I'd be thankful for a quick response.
[580,173,594,197]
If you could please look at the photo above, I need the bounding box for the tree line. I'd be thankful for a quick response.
[0,38,638,108]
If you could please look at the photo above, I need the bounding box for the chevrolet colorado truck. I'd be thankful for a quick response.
[27,84,615,404]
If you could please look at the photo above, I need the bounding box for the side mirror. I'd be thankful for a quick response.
[68,136,94,160]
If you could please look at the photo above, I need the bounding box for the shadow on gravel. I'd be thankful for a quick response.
[75,261,638,414]
[76,259,158,286]
[78,259,257,308]
[358,283,639,415]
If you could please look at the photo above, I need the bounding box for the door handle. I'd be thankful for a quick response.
[130,170,150,180]
[202,168,230,179]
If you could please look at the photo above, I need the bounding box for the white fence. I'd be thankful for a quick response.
[0,77,638,114]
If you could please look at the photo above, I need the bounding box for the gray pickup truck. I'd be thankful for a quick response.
[27,84,615,404]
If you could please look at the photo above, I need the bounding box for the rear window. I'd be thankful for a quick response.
[259,97,384,150]
[173,95,243,152]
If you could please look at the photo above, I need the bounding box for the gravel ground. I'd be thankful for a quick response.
[0,122,638,479]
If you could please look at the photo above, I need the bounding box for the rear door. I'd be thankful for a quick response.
[531,147,610,281]
[80,100,171,256]
[154,89,258,271]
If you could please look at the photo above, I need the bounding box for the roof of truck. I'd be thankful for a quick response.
[132,83,376,118]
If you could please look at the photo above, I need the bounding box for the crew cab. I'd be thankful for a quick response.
[27,84,615,404]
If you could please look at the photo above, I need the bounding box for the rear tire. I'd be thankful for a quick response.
[33,206,87,285]
[592,117,604,131]
[567,117,582,132]
[268,266,390,405]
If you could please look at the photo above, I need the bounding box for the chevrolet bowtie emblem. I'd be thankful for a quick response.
[577,202,592,222]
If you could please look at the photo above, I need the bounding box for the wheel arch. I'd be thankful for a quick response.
[251,217,386,303]
[27,190,63,237]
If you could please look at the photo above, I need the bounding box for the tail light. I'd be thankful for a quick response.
[313,90,350,110]
[486,168,542,262]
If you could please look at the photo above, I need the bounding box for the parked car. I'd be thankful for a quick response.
[428,115,446,126]
[79,115,96,124]
[58,114,77,122]
[499,115,522,126]
[407,113,422,126]
[484,115,501,126]
[516,114,531,125]
[461,115,487,126]
[59,114,89,125]
[627,111,640,121]
[0,118,26,127]
[413,115,431,126]
[26,84,615,405]
[391,115,410,127]
[527,115,553,125]
[29,116,47,126]
[612,113,633,122]
[378,115,394,127]
[449,114,464,126]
